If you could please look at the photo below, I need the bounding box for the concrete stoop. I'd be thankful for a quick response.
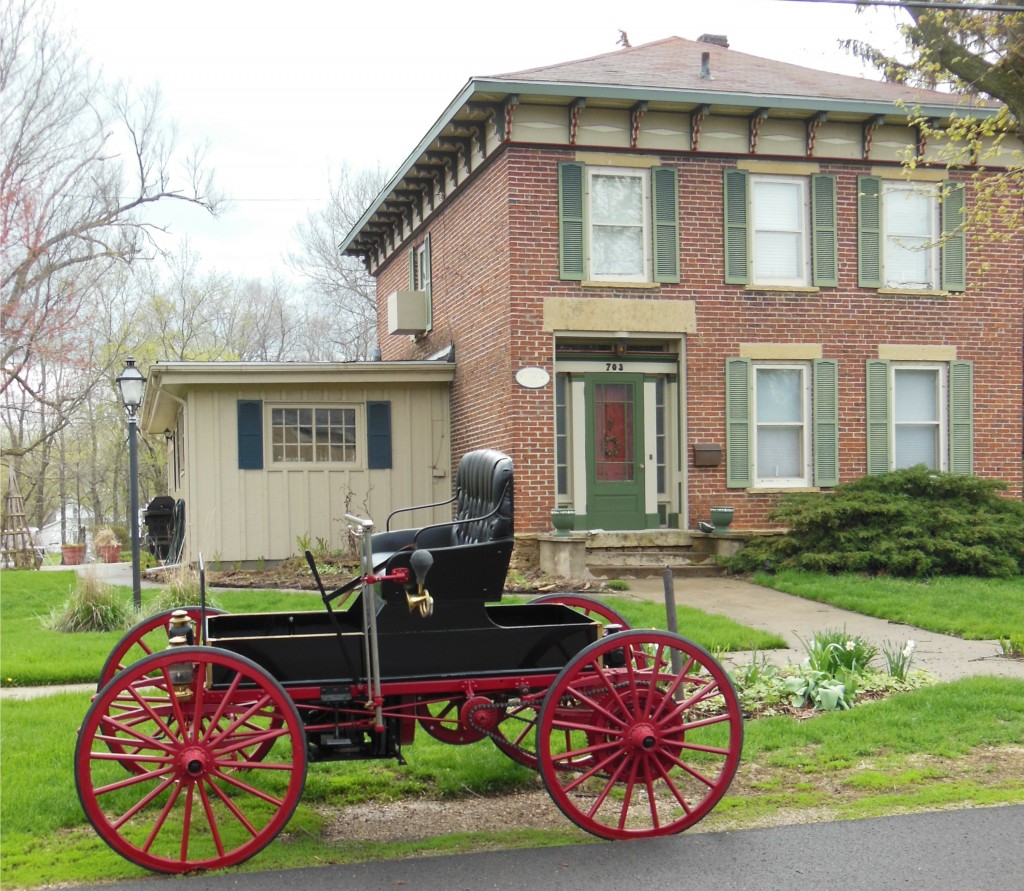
[532,529,752,580]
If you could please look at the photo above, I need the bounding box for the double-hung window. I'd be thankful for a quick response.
[858,177,965,292]
[724,169,837,288]
[559,161,679,284]
[754,364,812,486]
[725,358,839,489]
[750,177,810,287]
[407,233,432,331]
[866,360,973,474]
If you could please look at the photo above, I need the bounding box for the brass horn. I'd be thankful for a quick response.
[407,549,435,618]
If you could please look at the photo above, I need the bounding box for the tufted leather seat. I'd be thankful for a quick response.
[370,449,514,567]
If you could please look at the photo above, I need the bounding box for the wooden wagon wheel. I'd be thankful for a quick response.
[76,647,307,874]
[487,593,633,769]
[536,629,742,839]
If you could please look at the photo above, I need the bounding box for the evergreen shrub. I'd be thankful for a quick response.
[726,466,1024,578]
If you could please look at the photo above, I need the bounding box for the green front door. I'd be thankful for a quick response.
[584,374,646,529]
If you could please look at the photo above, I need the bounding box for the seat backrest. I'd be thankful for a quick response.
[452,449,513,545]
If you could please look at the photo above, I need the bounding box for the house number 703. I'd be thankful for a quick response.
[605,362,624,371]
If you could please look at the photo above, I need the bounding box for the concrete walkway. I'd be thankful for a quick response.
[624,573,1024,683]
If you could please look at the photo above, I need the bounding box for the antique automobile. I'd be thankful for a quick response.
[75,449,742,873]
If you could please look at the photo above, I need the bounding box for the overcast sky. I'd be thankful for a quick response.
[55,0,909,282]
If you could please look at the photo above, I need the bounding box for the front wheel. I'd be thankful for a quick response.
[75,647,307,874]
[537,629,742,840]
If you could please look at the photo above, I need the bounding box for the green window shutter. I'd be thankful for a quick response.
[423,233,433,328]
[366,401,392,470]
[941,181,966,292]
[723,169,749,285]
[652,166,680,283]
[858,175,882,288]
[949,360,973,474]
[408,249,415,288]
[725,358,752,488]
[558,162,585,280]
[237,400,263,470]
[813,359,839,486]
[865,360,890,475]
[811,174,838,287]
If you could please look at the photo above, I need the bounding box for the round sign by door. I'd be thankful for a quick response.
[515,366,551,389]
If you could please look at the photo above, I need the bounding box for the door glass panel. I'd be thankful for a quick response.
[595,382,634,482]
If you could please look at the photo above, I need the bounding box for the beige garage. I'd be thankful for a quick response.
[141,360,455,566]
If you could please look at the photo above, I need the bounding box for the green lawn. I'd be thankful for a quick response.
[753,570,1024,639]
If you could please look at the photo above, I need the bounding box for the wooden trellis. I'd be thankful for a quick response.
[1,465,40,569]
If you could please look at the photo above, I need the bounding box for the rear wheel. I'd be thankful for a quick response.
[76,647,306,874]
[537,629,742,839]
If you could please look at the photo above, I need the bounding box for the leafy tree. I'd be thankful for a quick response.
[845,0,1023,237]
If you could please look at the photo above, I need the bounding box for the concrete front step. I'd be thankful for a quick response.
[588,560,726,580]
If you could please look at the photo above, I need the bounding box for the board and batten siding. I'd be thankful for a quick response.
[181,383,450,564]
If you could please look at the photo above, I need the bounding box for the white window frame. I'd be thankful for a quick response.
[752,362,812,488]
[882,181,940,290]
[750,175,810,287]
[413,243,430,292]
[270,405,358,465]
[586,166,651,283]
[891,363,947,470]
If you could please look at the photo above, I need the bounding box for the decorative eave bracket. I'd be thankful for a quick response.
[806,111,828,157]
[690,104,710,152]
[630,101,648,149]
[569,98,586,145]
[862,114,887,159]
[749,108,769,154]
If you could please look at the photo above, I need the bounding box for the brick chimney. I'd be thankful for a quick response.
[698,34,730,48]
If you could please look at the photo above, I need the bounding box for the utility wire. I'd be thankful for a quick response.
[776,0,1023,12]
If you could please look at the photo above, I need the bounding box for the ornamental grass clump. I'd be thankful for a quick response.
[44,573,133,633]
[725,466,1024,578]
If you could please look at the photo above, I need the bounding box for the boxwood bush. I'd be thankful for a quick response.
[726,466,1024,578]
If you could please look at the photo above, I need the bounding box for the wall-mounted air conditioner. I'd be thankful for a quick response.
[387,290,428,335]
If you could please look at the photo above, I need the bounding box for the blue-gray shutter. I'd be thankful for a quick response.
[811,174,838,287]
[941,181,966,292]
[858,176,883,288]
[865,360,890,475]
[949,361,973,474]
[366,401,392,470]
[237,400,263,470]
[725,358,752,487]
[558,162,585,280]
[723,169,749,285]
[652,166,680,283]
[813,359,839,486]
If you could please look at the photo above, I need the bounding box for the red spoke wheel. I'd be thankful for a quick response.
[415,697,486,744]
[537,629,742,840]
[76,647,307,874]
[99,607,227,689]
[528,593,630,629]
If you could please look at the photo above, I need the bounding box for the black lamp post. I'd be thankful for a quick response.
[116,357,146,611]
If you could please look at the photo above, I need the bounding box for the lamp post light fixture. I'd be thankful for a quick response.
[116,356,146,611]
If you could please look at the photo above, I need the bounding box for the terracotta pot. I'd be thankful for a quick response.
[61,544,86,566]
[99,544,122,563]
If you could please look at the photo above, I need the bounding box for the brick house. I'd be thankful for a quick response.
[340,36,1023,547]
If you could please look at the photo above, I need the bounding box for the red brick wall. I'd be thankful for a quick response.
[375,145,1023,532]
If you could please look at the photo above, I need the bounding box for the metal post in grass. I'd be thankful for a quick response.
[663,565,682,676]
[116,357,146,612]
